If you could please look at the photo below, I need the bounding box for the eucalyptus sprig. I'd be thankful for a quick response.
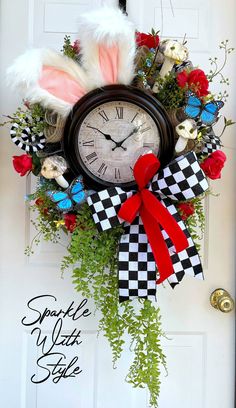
[207,40,234,84]
[217,116,236,138]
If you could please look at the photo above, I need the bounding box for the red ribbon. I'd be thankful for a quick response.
[118,153,189,283]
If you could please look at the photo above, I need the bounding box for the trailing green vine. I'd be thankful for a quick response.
[27,195,167,406]
[61,204,167,406]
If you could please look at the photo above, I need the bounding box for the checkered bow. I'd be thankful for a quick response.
[87,152,209,302]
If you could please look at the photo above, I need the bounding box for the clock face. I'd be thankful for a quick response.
[77,100,160,185]
[63,85,174,190]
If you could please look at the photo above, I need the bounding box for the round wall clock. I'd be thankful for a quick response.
[63,85,174,190]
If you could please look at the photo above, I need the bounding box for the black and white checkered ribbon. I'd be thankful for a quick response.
[10,122,46,153]
[87,152,209,302]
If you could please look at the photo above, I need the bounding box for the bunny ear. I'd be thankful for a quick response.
[7,49,89,117]
[78,7,136,89]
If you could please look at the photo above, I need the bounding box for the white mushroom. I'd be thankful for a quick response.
[41,155,69,188]
[153,39,189,93]
[175,119,198,153]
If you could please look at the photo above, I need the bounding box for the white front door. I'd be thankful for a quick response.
[0,1,235,408]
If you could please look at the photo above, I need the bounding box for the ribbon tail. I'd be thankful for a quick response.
[140,206,174,283]
[141,189,188,252]
[118,218,157,302]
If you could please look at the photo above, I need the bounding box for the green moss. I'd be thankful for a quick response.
[154,73,186,110]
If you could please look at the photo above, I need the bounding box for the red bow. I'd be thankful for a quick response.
[118,154,188,283]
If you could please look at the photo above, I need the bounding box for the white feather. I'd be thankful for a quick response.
[78,7,136,88]
[7,49,89,117]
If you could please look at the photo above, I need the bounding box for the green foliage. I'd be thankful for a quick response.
[208,40,234,102]
[31,153,42,176]
[25,179,63,255]
[179,197,206,252]
[59,203,167,407]
[4,104,47,133]
[61,35,80,61]
[217,116,236,137]
[154,73,186,110]
[208,40,234,84]
[125,300,167,408]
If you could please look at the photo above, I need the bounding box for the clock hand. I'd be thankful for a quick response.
[112,124,143,151]
[87,125,126,151]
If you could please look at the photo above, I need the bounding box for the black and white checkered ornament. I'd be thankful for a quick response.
[10,121,46,153]
[173,60,193,73]
[201,130,222,155]
[87,152,209,302]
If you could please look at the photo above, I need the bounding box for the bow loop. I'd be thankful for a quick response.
[151,151,208,201]
[134,153,160,190]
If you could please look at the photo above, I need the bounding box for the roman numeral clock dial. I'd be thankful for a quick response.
[63,85,174,190]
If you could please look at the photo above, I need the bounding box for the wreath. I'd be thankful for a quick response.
[4,7,234,407]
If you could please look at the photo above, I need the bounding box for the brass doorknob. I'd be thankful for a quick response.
[210,288,235,313]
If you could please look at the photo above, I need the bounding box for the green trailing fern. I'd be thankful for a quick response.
[62,205,167,401]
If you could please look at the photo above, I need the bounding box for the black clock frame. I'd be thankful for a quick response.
[62,84,175,191]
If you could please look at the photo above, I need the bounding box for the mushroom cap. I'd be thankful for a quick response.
[176,119,198,140]
[41,155,67,179]
[160,39,188,62]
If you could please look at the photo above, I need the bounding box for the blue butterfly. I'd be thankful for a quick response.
[46,176,86,212]
[184,92,224,125]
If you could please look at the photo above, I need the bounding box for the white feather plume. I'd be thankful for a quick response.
[78,6,136,88]
[7,49,89,117]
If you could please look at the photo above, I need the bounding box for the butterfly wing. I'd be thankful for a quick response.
[215,100,224,110]
[56,198,73,211]
[70,177,86,204]
[47,191,68,202]
[200,101,223,125]
[46,191,73,211]
[185,93,202,119]
[73,191,86,204]
[71,177,83,195]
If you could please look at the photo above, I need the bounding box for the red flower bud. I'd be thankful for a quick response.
[72,40,80,54]
[177,202,195,221]
[200,150,226,180]
[135,32,159,49]
[64,213,77,233]
[12,154,32,176]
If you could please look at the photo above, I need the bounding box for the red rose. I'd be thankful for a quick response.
[12,154,32,176]
[177,202,195,221]
[188,69,209,97]
[200,150,226,180]
[177,70,188,87]
[136,32,159,49]
[176,68,209,97]
[64,213,77,233]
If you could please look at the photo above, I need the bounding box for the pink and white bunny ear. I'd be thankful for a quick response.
[78,7,136,89]
[7,48,89,117]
